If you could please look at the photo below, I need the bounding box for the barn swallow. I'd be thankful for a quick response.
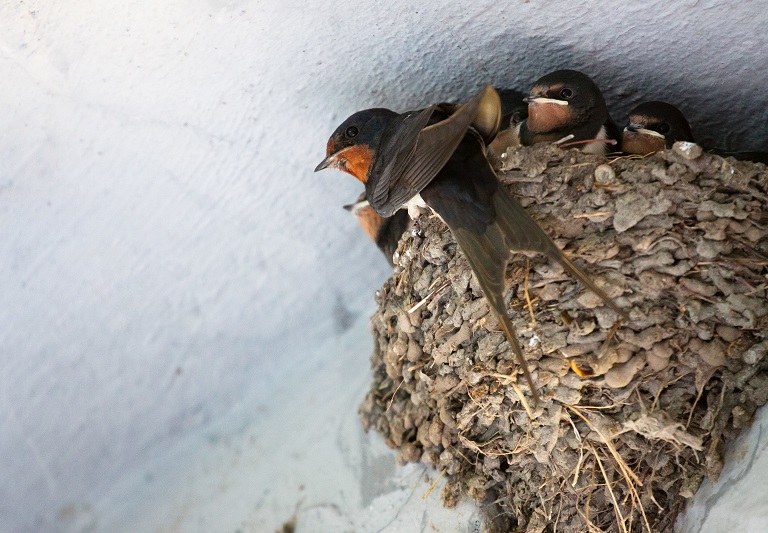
[316,86,628,404]
[516,69,620,155]
[621,101,693,155]
[344,193,412,266]
[497,87,529,123]
[620,102,768,163]
[488,88,529,161]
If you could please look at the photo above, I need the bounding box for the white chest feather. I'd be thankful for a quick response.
[404,193,429,220]
[582,125,611,155]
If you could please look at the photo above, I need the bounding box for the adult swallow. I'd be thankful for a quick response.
[621,101,693,155]
[517,69,620,155]
[344,193,412,266]
[316,86,628,404]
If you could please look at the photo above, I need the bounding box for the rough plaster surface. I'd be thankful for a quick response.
[0,1,766,531]
[677,403,768,533]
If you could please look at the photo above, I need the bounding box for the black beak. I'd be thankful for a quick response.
[342,203,354,212]
[314,155,334,172]
[625,124,641,133]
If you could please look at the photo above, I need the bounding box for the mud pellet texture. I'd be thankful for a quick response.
[359,144,768,533]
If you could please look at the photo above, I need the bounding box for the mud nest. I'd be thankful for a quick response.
[359,143,768,532]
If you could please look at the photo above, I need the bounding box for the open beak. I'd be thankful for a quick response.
[524,95,569,106]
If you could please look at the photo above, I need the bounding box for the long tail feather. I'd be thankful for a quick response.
[496,307,541,405]
[552,250,629,322]
[452,228,540,405]
[492,186,628,322]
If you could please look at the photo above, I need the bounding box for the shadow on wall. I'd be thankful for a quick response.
[510,37,766,152]
[340,32,766,152]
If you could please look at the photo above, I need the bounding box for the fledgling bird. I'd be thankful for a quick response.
[344,193,412,266]
[515,69,620,155]
[488,88,529,161]
[621,101,693,155]
[496,87,529,125]
[621,102,768,163]
[316,86,628,404]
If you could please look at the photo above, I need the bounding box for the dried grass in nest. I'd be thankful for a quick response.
[358,142,768,532]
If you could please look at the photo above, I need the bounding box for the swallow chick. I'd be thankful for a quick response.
[621,101,693,155]
[518,69,619,155]
[344,193,412,266]
[316,86,628,404]
[488,87,529,162]
[619,102,768,163]
[496,87,530,131]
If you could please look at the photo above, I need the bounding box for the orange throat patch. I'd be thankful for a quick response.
[332,144,374,184]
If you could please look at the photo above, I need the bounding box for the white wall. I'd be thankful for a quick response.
[1,1,766,531]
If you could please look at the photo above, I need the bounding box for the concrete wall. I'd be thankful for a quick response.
[1,1,766,531]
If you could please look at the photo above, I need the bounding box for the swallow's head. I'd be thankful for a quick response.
[524,69,607,134]
[342,192,368,215]
[343,193,383,242]
[315,108,397,183]
[622,101,693,154]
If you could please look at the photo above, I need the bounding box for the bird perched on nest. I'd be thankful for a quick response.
[621,101,694,155]
[621,101,768,163]
[316,86,628,404]
[344,193,412,266]
[490,70,619,159]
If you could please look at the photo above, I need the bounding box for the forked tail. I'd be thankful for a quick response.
[494,304,541,406]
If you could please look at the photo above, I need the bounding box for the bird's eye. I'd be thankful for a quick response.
[657,123,671,134]
[560,88,573,99]
[345,126,359,138]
